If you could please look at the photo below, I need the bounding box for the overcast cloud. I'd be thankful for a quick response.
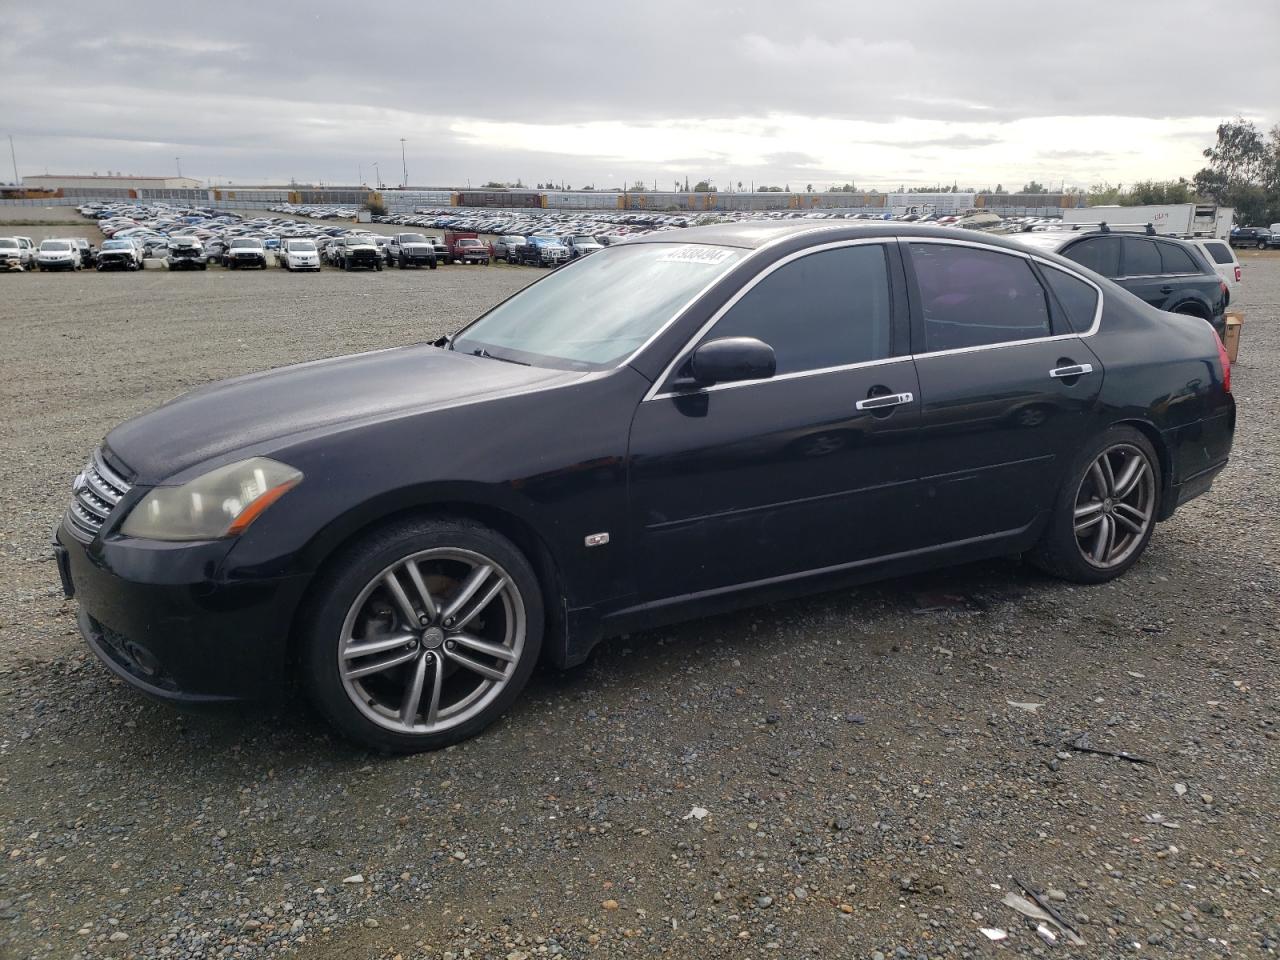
[3,0,1277,190]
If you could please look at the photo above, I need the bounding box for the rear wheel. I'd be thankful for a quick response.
[300,518,544,752]
[1029,426,1159,583]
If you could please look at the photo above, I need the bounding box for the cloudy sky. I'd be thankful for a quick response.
[3,1,1277,191]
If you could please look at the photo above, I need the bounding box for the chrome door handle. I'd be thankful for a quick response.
[1049,363,1094,379]
[855,391,914,410]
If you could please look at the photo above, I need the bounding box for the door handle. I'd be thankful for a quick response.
[855,391,914,410]
[1049,363,1094,379]
[1160,285,1174,294]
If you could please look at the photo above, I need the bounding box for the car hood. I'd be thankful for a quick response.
[104,345,581,482]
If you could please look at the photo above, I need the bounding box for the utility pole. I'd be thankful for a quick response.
[400,138,407,188]
[9,135,18,186]
[372,162,380,188]
[176,156,183,178]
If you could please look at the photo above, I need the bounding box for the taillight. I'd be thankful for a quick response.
[1234,265,1242,282]
[1213,329,1231,393]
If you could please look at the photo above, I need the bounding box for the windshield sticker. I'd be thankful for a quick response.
[657,245,734,266]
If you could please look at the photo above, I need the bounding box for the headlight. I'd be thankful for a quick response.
[120,457,302,541]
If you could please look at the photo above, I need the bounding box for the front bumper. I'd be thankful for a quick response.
[54,520,310,703]
[97,255,135,270]
[37,258,77,270]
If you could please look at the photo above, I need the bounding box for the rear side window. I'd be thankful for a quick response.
[1041,266,1099,334]
[705,244,892,374]
[909,243,1051,352]
[1064,237,1120,278]
[1121,238,1161,276]
[1157,240,1199,274]
[1203,241,1235,265]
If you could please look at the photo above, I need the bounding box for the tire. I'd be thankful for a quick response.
[1258,241,1267,250]
[1027,425,1160,584]
[200,263,207,270]
[398,256,406,269]
[375,262,383,271]
[429,260,437,270]
[299,517,544,752]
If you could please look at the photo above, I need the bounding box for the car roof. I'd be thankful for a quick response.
[626,220,1046,255]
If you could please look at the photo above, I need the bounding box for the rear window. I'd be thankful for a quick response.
[1203,241,1235,265]
[1157,241,1199,275]
[1041,266,1099,334]
[1121,238,1161,276]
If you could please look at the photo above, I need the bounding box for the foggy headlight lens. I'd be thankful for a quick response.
[120,457,302,541]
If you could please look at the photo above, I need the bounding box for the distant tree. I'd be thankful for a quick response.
[1193,118,1280,224]
[1126,178,1197,205]
[629,180,649,192]
[693,180,715,192]
[993,183,1006,193]
[363,197,387,217]
[804,183,813,192]
[1022,180,1048,194]
[737,180,743,191]
[481,181,506,188]
[758,185,783,192]
[785,184,791,192]
[1087,181,1125,205]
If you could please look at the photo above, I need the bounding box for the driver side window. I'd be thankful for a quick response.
[698,244,893,376]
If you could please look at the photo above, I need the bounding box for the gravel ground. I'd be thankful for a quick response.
[0,240,1276,960]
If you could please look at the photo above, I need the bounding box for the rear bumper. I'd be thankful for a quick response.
[54,521,310,703]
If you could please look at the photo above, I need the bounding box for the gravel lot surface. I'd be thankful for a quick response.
[0,237,1276,960]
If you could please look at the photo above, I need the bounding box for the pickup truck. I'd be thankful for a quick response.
[225,238,268,269]
[387,233,438,269]
[444,230,491,265]
[493,235,527,263]
[516,235,570,267]
[0,236,35,271]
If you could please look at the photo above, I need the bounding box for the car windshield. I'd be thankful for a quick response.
[401,234,427,243]
[41,241,71,250]
[574,237,595,244]
[0,239,17,248]
[102,240,132,250]
[458,239,481,247]
[230,239,260,248]
[453,242,743,371]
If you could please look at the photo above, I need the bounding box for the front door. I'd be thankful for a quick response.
[902,240,1105,545]
[628,241,922,601]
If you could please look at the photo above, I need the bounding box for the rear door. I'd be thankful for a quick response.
[1114,236,1170,308]
[903,240,1104,545]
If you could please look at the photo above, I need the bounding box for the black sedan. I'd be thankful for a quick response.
[54,223,1235,751]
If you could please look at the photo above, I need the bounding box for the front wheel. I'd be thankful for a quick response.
[300,518,544,752]
[1028,426,1160,583]
[1258,241,1267,250]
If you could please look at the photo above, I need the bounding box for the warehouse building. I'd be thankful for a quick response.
[21,174,203,194]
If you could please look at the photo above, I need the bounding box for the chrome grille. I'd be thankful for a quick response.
[67,450,131,540]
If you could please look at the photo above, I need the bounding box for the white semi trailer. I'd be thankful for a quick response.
[1063,203,1234,238]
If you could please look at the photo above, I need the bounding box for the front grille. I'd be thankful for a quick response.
[67,450,131,540]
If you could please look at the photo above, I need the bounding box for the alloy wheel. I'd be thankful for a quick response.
[338,548,525,735]
[1073,443,1155,568]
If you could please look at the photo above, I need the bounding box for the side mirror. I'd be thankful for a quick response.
[687,337,777,386]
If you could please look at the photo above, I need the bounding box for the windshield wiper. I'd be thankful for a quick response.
[472,348,529,366]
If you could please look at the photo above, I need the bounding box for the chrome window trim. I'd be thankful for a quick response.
[649,355,914,401]
[641,237,893,402]
[638,231,1107,403]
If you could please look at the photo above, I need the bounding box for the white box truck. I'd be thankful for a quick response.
[1062,203,1234,238]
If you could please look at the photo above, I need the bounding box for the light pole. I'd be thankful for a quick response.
[372,162,381,189]
[399,138,407,188]
[175,156,183,178]
[8,135,17,186]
